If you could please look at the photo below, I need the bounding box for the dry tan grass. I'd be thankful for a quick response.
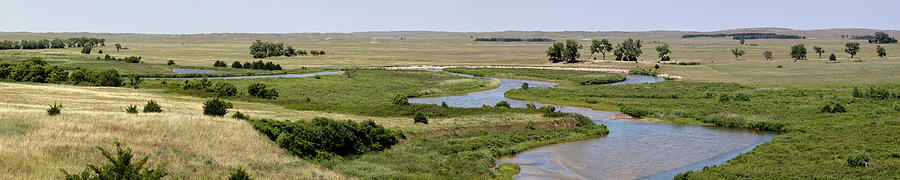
[0,82,348,179]
[0,82,547,179]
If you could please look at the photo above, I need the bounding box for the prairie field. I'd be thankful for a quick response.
[1,28,899,179]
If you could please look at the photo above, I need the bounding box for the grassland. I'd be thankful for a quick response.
[1,29,900,179]
[2,29,898,85]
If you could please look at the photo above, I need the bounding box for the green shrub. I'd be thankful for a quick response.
[521,83,529,90]
[125,105,139,114]
[525,103,536,109]
[620,106,652,118]
[166,60,175,66]
[232,111,249,120]
[143,100,162,113]
[441,101,449,108]
[247,117,399,159]
[495,101,511,108]
[247,83,278,99]
[414,112,429,124]
[96,69,122,87]
[203,98,233,116]
[494,163,521,176]
[628,69,658,76]
[47,103,62,116]
[392,94,410,106]
[822,103,847,113]
[829,53,837,61]
[61,142,167,179]
[213,60,228,67]
[228,168,251,180]
[231,61,243,68]
[847,151,870,167]
[209,82,238,97]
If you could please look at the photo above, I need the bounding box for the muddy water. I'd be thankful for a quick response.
[409,72,777,180]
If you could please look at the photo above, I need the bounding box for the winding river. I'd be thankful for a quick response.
[157,69,777,179]
[409,72,778,180]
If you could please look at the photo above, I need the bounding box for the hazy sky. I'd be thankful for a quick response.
[3,0,899,34]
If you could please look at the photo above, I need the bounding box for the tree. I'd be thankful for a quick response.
[845,42,860,58]
[655,43,671,61]
[81,46,92,54]
[167,60,175,66]
[763,51,774,60]
[115,43,122,52]
[231,61,243,68]
[791,44,807,60]
[869,32,898,44]
[546,42,564,63]
[285,46,296,57]
[813,46,825,58]
[589,39,613,60]
[731,48,745,59]
[613,39,642,61]
[739,39,746,45]
[61,142,168,180]
[876,45,887,57]
[561,39,582,63]
[595,39,613,60]
[98,49,104,54]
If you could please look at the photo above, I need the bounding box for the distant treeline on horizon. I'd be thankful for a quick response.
[681,33,805,40]
[474,37,556,42]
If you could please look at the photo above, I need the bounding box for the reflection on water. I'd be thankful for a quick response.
[409,72,778,180]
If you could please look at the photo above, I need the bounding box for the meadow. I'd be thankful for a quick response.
[1,29,899,179]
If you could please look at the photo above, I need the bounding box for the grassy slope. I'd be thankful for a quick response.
[506,81,900,179]
[0,82,347,179]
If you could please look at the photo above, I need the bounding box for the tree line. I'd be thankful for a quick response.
[547,38,646,63]
[0,37,106,50]
[682,33,805,39]
[843,32,897,44]
[249,40,326,58]
[99,55,142,63]
[734,42,888,61]
[0,57,121,86]
[214,60,283,70]
[474,37,556,42]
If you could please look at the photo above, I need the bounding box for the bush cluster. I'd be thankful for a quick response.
[229,60,282,70]
[249,40,326,58]
[247,83,279,99]
[628,69,658,77]
[0,59,121,86]
[247,117,399,159]
[99,55,141,63]
[0,37,105,50]
[852,87,898,100]
[181,79,238,97]
[213,60,228,67]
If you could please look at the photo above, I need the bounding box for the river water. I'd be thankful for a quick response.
[409,72,778,180]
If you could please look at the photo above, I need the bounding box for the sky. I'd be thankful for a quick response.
[2,0,899,34]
